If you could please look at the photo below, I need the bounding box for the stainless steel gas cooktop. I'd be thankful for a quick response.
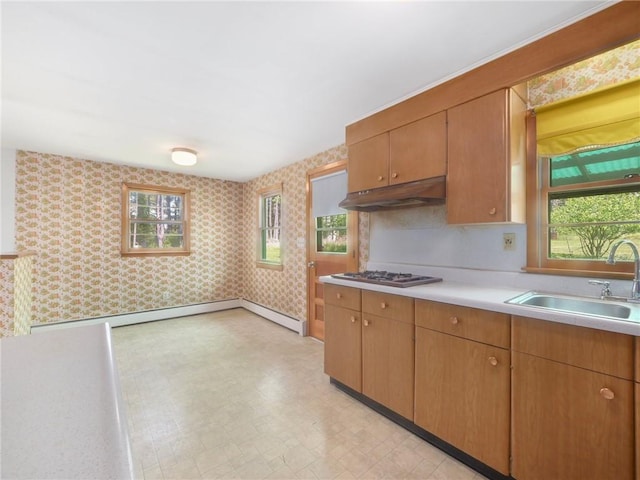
[331,270,442,288]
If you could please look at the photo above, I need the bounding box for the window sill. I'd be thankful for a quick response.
[523,266,632,280]
[121,251,191,257]
[256,261,283,271]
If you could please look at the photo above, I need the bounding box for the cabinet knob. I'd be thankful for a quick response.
[350,316,356,323]
[489,207,497,215]
[377,175,384,181]
[599,387,615,400]
[380,302,387,309]
[364,319,370,327]
[336,293,342,299]
[391,172,398,179]
[488,356,498,366]
[450,316,459,325]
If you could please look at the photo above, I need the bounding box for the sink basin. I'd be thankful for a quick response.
[506,291,631,320]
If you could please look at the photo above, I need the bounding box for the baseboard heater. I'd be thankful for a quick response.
[30,298,305,335]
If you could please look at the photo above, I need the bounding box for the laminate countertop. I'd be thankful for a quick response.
[0,323,134,479]
[321,275,640,336]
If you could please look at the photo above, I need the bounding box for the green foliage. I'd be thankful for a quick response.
[550,192,640,258]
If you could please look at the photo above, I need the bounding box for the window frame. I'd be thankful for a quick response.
[526,117,640,278]
[121,182,191,257]
[256,183,283,270]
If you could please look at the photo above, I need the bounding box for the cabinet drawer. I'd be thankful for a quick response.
[512,316,633,380]
[324,284,361,310]
[362,291,414,324]
[415,300,509,348]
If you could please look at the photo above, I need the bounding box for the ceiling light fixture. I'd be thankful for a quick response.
[171,147,197,166]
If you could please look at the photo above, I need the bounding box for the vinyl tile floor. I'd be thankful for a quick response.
[112,308,489,480]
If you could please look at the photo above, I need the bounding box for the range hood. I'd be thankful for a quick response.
[339,176,446,212]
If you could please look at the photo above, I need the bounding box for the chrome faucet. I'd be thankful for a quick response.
[607,239,640,300]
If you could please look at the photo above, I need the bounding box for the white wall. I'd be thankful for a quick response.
[0,149,16,252]
[366,204,636,297]
[368,205,527,272]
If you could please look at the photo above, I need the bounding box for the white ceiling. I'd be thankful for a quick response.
[1,1,613,182]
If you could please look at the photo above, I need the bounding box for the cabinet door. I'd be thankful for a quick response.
[447,89,525,224]
[415,328,510,474]
[389,111,447,185]
[512,352,634,480]
[362,314,414,419]
[347,133,389,192]
[324,304,362,392]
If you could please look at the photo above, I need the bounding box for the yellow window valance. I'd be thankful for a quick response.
[536,78,640,156]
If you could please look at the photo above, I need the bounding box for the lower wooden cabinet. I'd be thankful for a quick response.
[511,351,634,480]
[362,313,414,419]
[415,327,510,474]
[511,315,635,479]
[324,304,362,392]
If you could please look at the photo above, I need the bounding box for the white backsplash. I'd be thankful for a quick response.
[366,204,634,298]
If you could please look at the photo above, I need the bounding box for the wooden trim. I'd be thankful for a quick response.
[522,266,633,280]
[0,251,37,259]
[256,261,283,271]
[346,2,640,145]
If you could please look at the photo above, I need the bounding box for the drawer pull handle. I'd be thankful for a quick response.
[488,356,498,366]
[377,175,384,181]
[450,316,459,325]
[489,207,497,215]
[600,387,615,400]
[380,302,387,309]
[391,172,398,179]
[364,319,370,327]
[350,316,356,323]
[336,293,342,299]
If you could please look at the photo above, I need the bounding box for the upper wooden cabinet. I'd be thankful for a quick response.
[447,88,526,224]
[347,132,389,193]
[347,112,447,193]
[388,112,447,186]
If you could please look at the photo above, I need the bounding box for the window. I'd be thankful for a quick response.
[541,142,640,269]
[315,214,347,253]
[121,183,190,256]
[528,76,640,275]
[257,184,282,269]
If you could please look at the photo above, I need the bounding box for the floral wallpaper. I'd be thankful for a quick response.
[14,151,244,326]
[0,254,33,337]
[2,145,368,336]
[528,39,639,107]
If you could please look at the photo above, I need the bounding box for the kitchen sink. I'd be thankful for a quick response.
[506,291,632,320]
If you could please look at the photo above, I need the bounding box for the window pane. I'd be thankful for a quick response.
[316,214,347,253]
[548,191,640,259]
[550,141,640,187]
[129,223,184,249]
[262,228,280,262]
[262,194,281,229]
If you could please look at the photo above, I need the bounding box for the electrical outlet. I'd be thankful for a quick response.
[503,233,516,251]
